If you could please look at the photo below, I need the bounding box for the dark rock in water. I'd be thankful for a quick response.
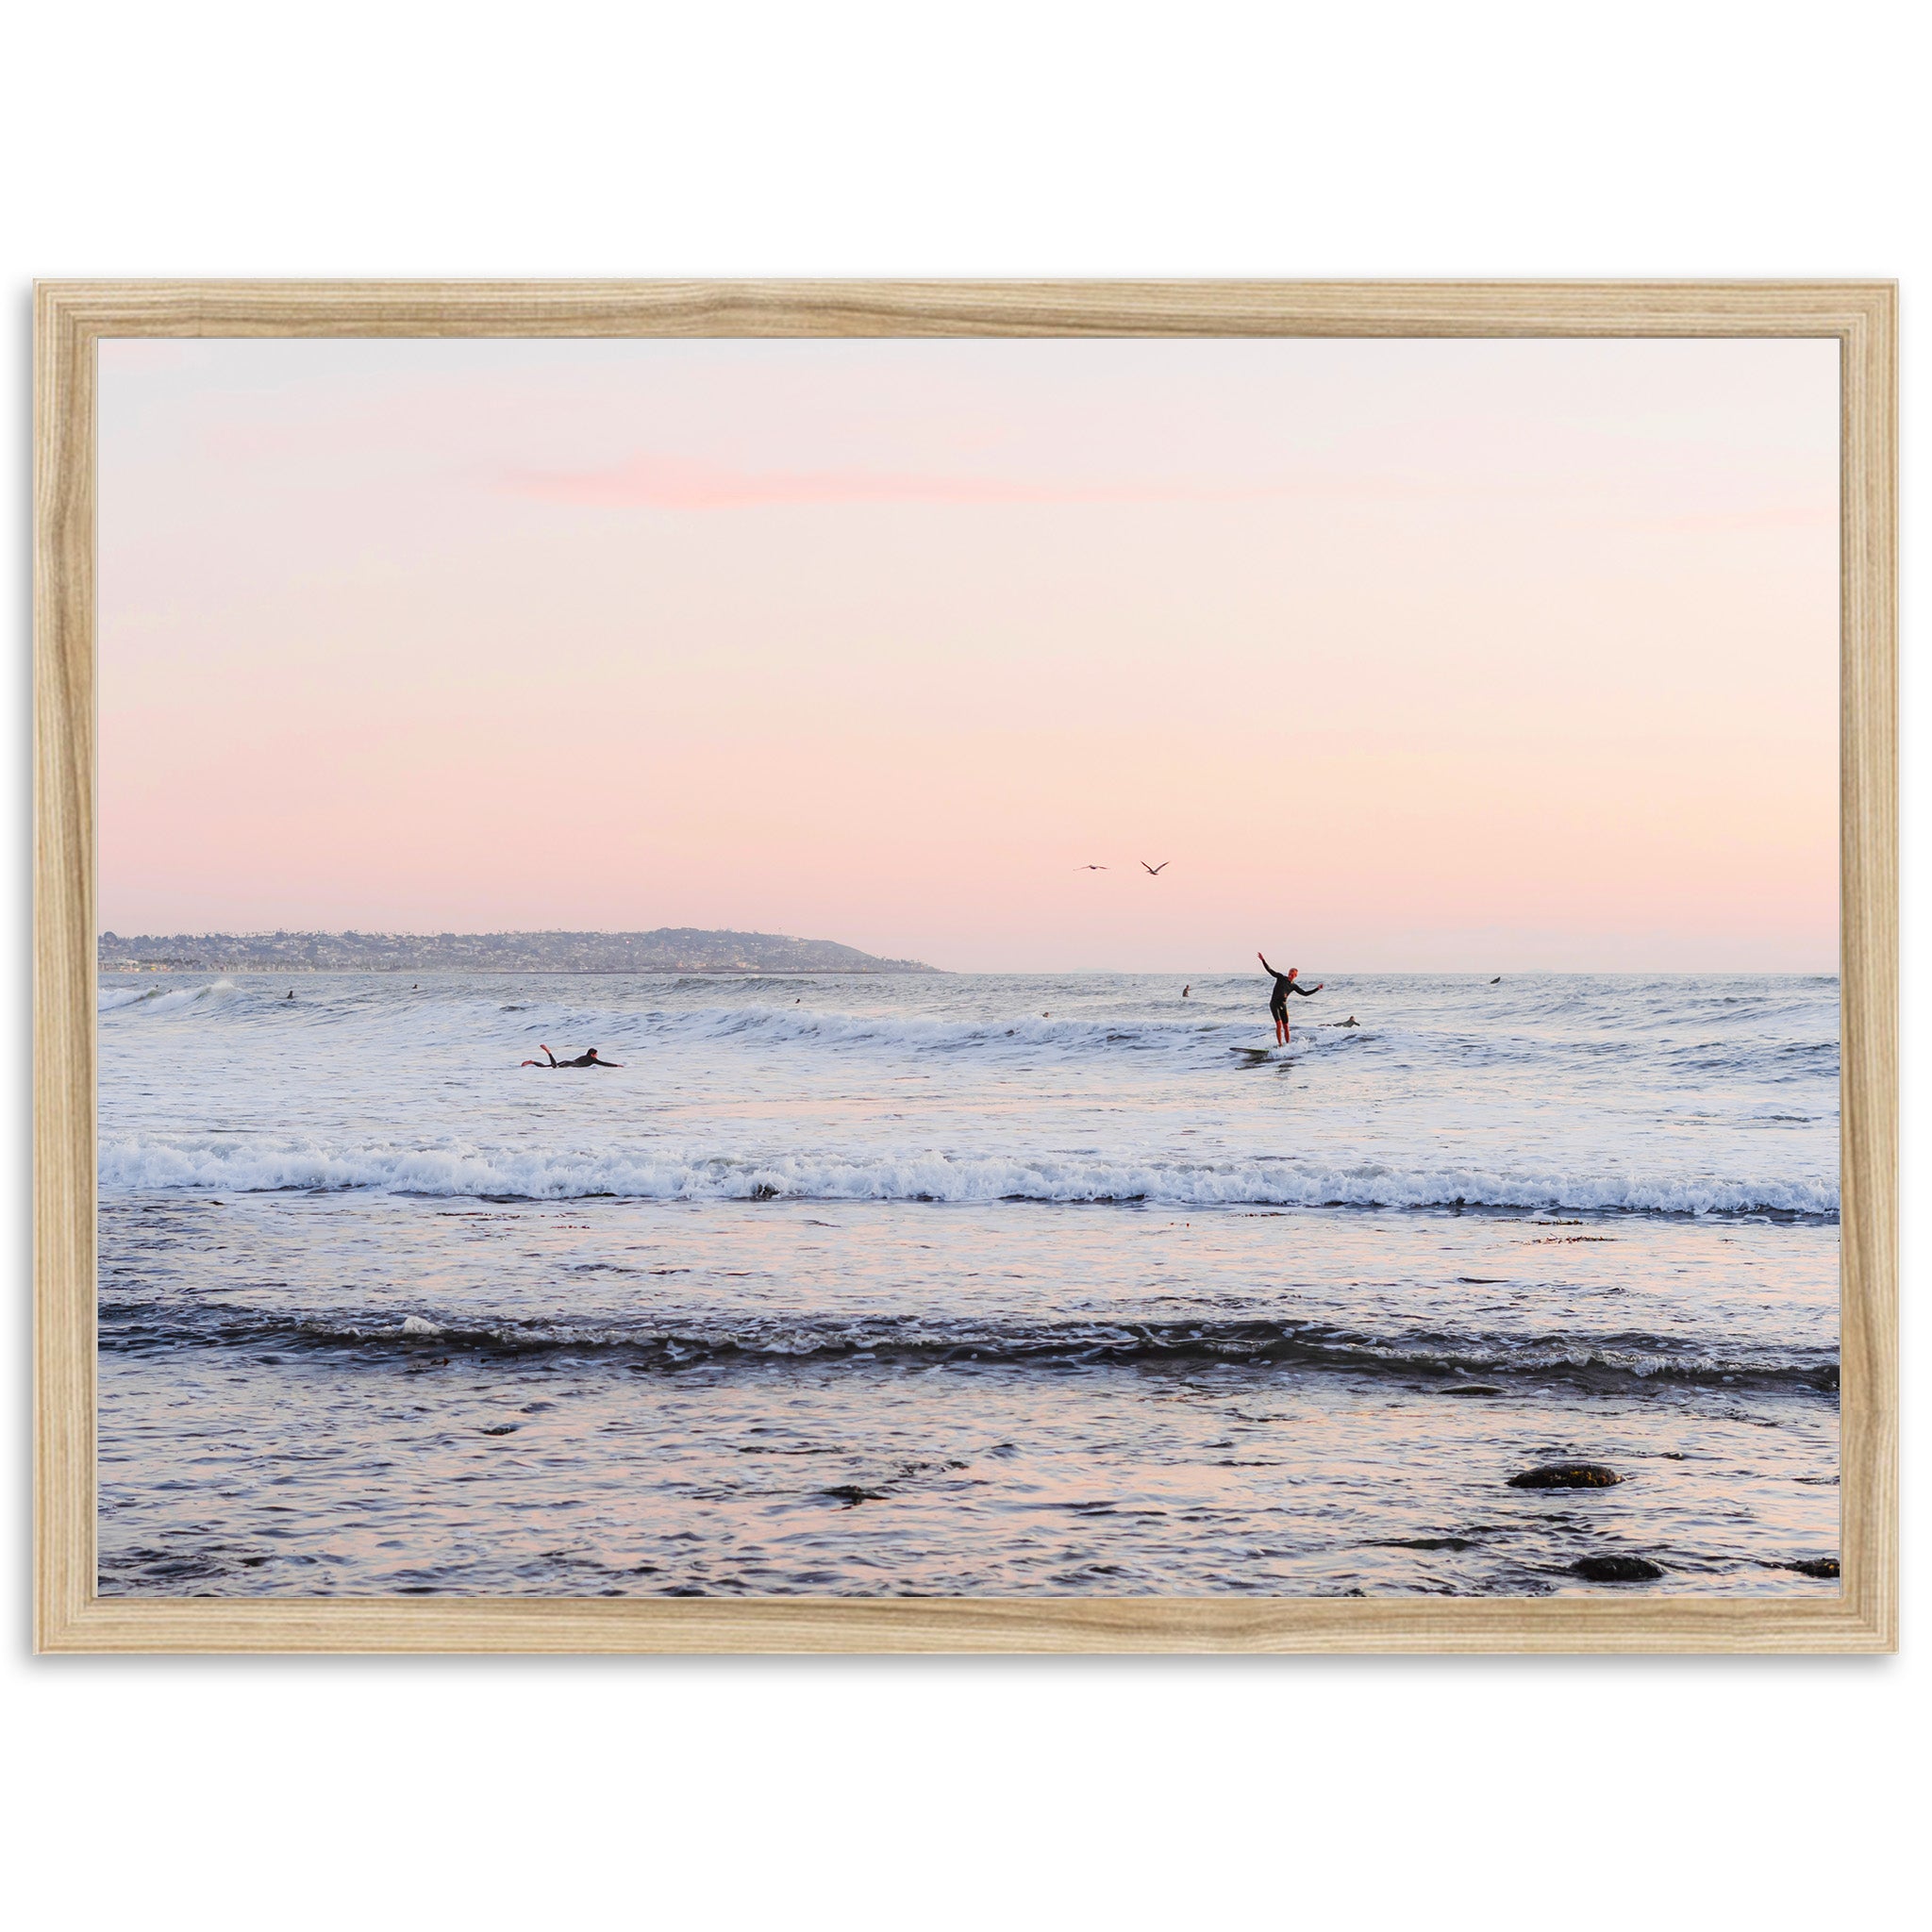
[1374,1536,1480,1551]
[1442,1385,1502,1397]
[1573,1553,1664,1581]
[477,1424,518,1436]
[823,1484,887,1506]
[1508,1462,1622,1489]
[1788,1557,1840,1578]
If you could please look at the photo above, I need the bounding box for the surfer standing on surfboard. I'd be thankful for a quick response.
[1257,955,1323,1045]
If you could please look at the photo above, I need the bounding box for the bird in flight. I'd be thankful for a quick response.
[1077,864,1108,871]
[1141,860,1170,876]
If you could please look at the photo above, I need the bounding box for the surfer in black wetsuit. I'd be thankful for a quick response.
[521,1044,625,1068]
[1257,954,1323,1045]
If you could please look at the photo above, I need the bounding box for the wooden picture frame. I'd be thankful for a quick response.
[34,279,1897,1654]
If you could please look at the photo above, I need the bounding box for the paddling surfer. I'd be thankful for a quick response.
[1257,955,1323,1045]
[521,1044,624,1068]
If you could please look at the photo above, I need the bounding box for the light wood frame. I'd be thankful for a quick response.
[35,280,1897,1653]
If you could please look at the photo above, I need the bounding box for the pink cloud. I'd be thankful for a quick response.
[502,453,1238,509]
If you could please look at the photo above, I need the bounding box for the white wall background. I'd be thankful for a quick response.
[3,4,1921,1925]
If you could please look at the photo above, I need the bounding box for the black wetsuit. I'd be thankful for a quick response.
[1260,958,1317,1019]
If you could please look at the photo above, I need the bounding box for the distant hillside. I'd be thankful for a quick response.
[98,928,940,974]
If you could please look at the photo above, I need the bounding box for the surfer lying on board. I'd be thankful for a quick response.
[521,1044,624,1068]
[1257,955,1323,1045]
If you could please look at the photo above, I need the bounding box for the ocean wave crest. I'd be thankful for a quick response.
[97,1132,1840,1217]
[98,977,237,1015]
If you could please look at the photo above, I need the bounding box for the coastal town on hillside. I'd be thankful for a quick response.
[97,928,938,975]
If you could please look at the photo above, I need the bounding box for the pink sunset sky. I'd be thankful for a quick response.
[97,336,1839,973]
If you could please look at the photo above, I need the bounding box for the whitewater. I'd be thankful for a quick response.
[96,970,1841,1598]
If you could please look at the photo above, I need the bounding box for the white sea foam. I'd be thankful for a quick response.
[97,1131,1840,1216]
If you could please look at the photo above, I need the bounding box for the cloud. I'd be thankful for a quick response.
[501,453,1237,510]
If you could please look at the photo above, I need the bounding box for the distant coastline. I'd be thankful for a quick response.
[97,927,941,975]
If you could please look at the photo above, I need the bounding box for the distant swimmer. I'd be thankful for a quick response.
[1181,985,1191,999]
[1341,1015,1358,1027]
[521,1043,625,1069]
[286,991,294,1001]
[1141,860,1169,876]
[1491,975,1502,984]
[1257,953,1323,1045]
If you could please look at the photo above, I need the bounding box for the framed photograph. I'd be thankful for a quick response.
[35,280,1895,1653]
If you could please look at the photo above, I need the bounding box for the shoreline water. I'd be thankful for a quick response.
[96,970,1840,1596]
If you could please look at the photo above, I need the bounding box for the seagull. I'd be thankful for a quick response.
[1077,864,1108,871]
[1141,860,1169,875]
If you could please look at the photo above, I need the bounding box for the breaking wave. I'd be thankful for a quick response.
[98,1131,1840,1218]
[97,977,237,1015]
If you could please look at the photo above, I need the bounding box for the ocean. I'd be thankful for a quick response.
[96,970,1841,1597]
